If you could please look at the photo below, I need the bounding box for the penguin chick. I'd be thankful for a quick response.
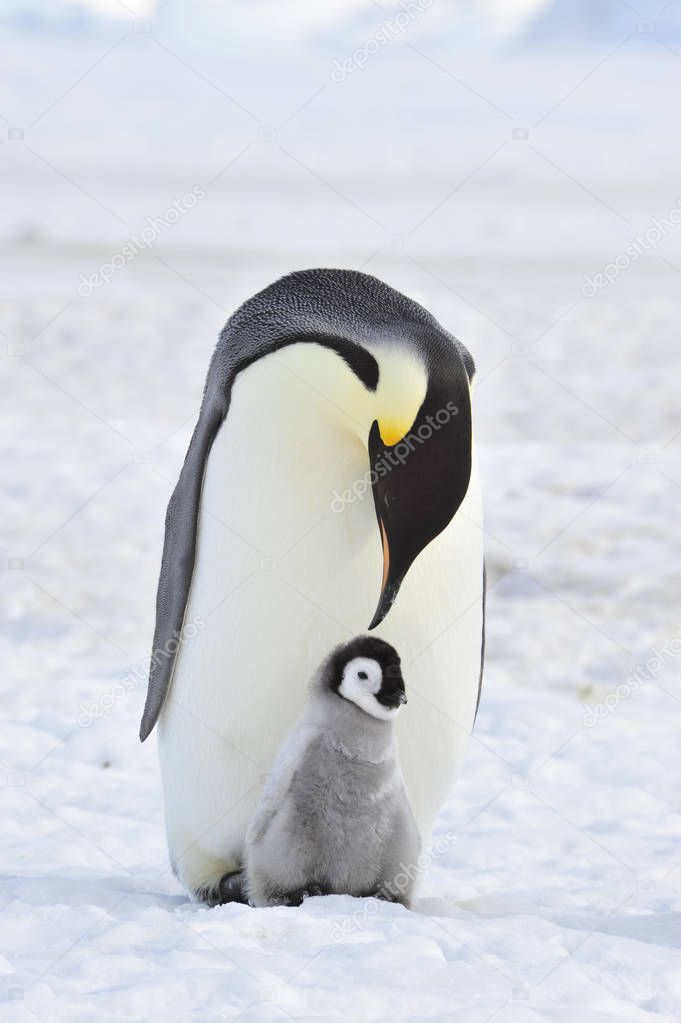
[244,636,421,908]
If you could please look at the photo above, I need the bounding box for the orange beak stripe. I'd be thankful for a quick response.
[379,516,390,593]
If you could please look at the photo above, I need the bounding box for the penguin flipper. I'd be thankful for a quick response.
[139,398,226,741]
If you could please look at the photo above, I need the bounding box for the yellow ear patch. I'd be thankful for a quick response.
[377,418,412,447]
[372,346,428,448]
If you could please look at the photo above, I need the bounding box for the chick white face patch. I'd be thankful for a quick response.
[339,657,400,721]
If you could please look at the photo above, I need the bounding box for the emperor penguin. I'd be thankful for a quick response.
[244,636,420,908]
[140,269,485,904]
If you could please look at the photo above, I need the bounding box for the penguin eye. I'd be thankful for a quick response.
[357,671,368,680]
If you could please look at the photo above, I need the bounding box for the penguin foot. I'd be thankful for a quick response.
[218,869,248,904]
[267,883,329,907]
[197,869,248,906]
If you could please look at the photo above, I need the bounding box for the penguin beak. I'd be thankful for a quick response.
[366,369,472,631]
[376,671,407,709]
[368,516,406,631]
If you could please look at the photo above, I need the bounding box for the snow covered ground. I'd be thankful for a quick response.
[2,3,681,1020]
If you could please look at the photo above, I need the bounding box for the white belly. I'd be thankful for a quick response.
[158,348,484,894]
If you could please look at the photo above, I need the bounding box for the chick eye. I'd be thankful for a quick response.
[357,671,368,680]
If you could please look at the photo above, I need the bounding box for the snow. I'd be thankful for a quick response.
[2,4,681,1021]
